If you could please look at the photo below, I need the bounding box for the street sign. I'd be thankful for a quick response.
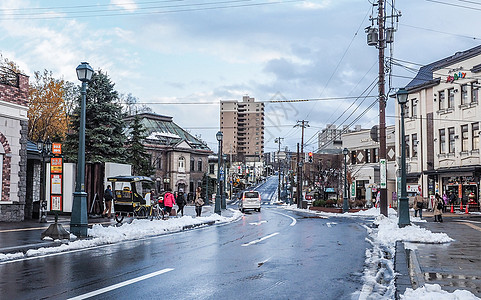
[380,159,386,189]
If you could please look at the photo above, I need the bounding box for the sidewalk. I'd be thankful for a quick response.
[396,210,481,298]
[0,204,228,255]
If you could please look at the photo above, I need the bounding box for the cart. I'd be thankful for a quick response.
[107,175,155,223]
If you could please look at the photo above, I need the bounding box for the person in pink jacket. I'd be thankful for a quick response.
[162,187,176,218]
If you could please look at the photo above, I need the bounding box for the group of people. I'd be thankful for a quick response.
[412,192,444,222]
[102,185,205,218]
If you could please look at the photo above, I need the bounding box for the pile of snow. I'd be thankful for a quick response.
[0,210,242,261]
[401,284,480,300]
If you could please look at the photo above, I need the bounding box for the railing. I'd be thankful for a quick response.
[0,66,19,87]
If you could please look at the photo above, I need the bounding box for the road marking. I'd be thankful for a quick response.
[242,232,279,246]
[270,211,297,226]
[461,222,481,232]
[326,222,337,228]
[67,268,174,300]
[249,221,267,226]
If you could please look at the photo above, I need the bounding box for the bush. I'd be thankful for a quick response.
[313,199,326,207]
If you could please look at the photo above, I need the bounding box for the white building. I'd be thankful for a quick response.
[396,45,481,207]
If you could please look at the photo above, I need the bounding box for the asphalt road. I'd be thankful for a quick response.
[0,178,370,300]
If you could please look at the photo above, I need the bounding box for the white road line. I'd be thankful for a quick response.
[67,268,174,300]
[242,232,279,247]
[270,211,297,226]
[249,221,267,226]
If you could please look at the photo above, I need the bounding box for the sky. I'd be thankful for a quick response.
[1,0,481,153]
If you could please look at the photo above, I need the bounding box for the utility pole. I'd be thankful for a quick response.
[296,143,300,208]
[295,120,309,208]
[275,137,284,203]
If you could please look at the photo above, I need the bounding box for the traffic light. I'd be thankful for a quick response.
[308,152,313,163]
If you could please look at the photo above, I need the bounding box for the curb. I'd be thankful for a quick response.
[395,241,411,299]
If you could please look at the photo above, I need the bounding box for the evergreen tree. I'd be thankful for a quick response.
[125,114,154,176]
[64,70,126,163]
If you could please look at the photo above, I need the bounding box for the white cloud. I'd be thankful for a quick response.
[110,0,138,12]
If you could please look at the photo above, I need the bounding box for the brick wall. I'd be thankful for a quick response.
[0,73,28,106]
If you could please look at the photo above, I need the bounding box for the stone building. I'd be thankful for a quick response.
[0,66,29,221]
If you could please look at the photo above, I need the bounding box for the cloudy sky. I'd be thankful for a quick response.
[1,0,480,153]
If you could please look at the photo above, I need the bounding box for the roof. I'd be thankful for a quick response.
[405,45,481,91]
[124,112,211,151]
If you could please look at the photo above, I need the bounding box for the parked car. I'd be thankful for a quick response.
[305,193,314,205]
[239,190,261,213]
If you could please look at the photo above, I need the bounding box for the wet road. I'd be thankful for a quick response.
[408,217,481,296]
[0,178,370,300]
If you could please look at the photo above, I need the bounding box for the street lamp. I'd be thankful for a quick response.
[70,62,94,237]
[37,138,52,223]
[343,147,349,213]
[215,131,223,215]
[397,87,411,227]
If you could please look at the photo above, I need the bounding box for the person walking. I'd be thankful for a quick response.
[162,188,176,219]
[176,190,186,216]
[434,193,443,222]
[102,185,114,218]
[194,186,204,217]
[413,192,423,219]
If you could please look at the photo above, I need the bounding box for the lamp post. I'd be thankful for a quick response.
[70,62,94,237]
[343,148,349,213]
[37,138,52,223]
[215,131,223,215]
[397,88,411,227]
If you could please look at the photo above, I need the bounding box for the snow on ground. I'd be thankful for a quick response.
[284,205,479,299]
[0,209,242,261]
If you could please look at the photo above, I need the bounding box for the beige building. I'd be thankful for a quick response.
[220,96,264,162]
[397,45,481,208]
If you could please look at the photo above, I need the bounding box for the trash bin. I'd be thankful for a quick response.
[302,200,308,209]
[32,201,40,219]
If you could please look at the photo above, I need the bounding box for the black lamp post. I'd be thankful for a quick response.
[343,147,349,213]
[215,131,223,215]
[70,62,94,237]
[37,138,52,223]
[397,87,411,227]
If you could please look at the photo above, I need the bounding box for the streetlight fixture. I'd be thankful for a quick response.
[214,131,223,215]
[37,138,52,223]
[70,62,94,237]
[397,87,411,227]
[342,147,349,213]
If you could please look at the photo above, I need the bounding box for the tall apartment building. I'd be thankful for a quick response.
[220,96,264,162]
[318,124,356,153]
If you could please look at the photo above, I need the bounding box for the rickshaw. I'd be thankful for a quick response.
[107,175,157,223]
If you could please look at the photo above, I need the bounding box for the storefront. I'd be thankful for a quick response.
[443,176,479,205]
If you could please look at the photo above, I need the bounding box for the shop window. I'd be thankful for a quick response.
[448,88,455,109]
[439,128,446,153]
[462,125,469,151]
[461,84,468,105]
[473,123,479,150]
[438,90,445,110]
[448,127,455,153]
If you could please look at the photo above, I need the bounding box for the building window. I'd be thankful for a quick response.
[462,125,469,151]
[373,148,379,163]
[473,123,479,150]
[461,84,468,105]
[190,157,195,171]
[178,157,185,173]
[448,127,455,153]
[448,88,454,109]
[209,164,215,174]
[439,90,445,110]
[412,133,418,157]
[439,129,446,153]
[365,149,371,163]
[405,135,410,158]
[411,99,417,117]
[189,181,194,193]
[472,82,479,103]
[350,151,356,165]
[197,159,202,172]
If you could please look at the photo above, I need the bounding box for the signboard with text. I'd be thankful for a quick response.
[50,157,63,173]
[51,195,62,211]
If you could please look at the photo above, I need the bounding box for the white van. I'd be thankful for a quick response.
[239,190,261,213]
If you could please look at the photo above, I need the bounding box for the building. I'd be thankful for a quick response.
[318,124,350,153]
[220,95,264,162]
[0,67,29,221]
[342,125,397,207]
[398,45,481,207]
[124,113,212,201]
